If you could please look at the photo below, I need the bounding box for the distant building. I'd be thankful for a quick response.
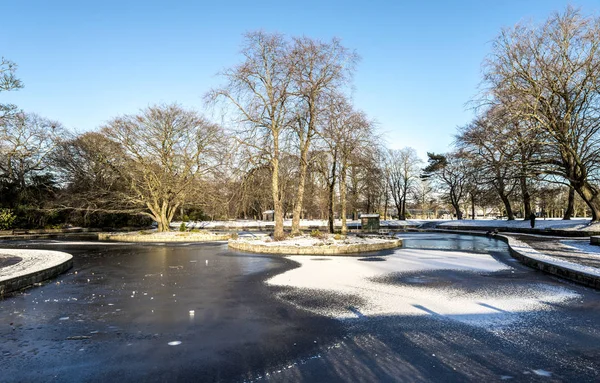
[262,210,274,221]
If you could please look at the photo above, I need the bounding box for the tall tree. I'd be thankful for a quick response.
[456,110,518,220]
[484,7,600,220]
[0,113,63,189]
[423,152,470,220]
[385,147,422,220]
[289,37,359,236]
[0,57,23,121]
[208,32,293,240]
[101,104,223,232]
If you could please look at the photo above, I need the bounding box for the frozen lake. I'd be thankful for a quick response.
[0,234,599,382]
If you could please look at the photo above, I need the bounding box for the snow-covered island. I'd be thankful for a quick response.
[228,233,402,255]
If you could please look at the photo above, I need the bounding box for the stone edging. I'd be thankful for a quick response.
[432,228,600,289]
[98,232,231,242]
[228,238,402,255]
[0,249,73,297]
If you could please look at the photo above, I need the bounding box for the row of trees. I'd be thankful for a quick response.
[2,33,416,234]
[423,7,600,222]
[3,8,599,234]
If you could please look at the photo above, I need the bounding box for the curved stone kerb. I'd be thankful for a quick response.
[98,232,231,242]
[0,249,73,297]
[228,239,402,255]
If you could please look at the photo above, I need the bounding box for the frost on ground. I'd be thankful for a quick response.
[0,249,72,281]
[234,234,394,247]
[172,219,428,229]
[505,236,600,277]
[560,239,600,255]
[267,248,579,327]
[438,218,600,231]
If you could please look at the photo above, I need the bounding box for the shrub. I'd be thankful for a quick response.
[0,209,16,230]
[179,222,187,232]
[230,232,239,240]
[310,229,322,238]
[333,233,343,241]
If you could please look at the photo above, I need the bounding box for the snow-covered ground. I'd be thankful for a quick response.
[175,218,600,232]
[235,234,393,247]
[500,236,600,277]
[267,248,579,327]
[173,219,426,229]
[438,218,600,231]
[560,240,600,254]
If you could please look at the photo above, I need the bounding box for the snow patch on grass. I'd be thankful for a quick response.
[267,248,579,327]
[439,218,600,231]
[235,234,393,247]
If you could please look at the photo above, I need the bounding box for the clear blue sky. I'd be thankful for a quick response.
[1,0,598,159]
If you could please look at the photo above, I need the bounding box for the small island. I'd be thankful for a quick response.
[228,233,402,255]
[98,230,231,243]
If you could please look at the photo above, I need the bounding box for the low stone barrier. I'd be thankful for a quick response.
[0,249,73,297]
[98,232,231,242]
[228,238,402,255]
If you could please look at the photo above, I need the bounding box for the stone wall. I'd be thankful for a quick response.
[98,232,231,242]
[0,250,73,297]
[228,239,402,255]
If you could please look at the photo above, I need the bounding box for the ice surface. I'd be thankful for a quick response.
[267,247,579,326]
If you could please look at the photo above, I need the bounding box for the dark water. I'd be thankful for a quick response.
[396,232,509,253]
[0,241,343,382]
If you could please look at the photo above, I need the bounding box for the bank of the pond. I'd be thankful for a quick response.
[432,228,600,290]
[0,249,73,297]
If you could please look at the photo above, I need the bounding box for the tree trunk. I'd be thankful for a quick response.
[574,181,600,221]
[328,152,337,234]
[520,176,531,219]
[471,193,476,220]
[452,202,463,220]
[499,193,514,220]
[400,198,406,220]
[395,202,402,220]
[291,161,308,236]
[291,127,312,236]
[563,186,575,220]
[328,179,335,234]
[340,161,348,235]
[271,135,285,240]
[383,187,389,220]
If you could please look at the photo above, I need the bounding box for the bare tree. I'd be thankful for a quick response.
[423,152,470,220]
[101,104,223,232]
[385,147,422,220]
[0,112,63,189]
[289,37,359,235]
[320,96,375,233]
[483,7,600,220]
[52,131,128,225]
[0,57,23,121]
[456,110,519,220]
[208,32,293,240]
